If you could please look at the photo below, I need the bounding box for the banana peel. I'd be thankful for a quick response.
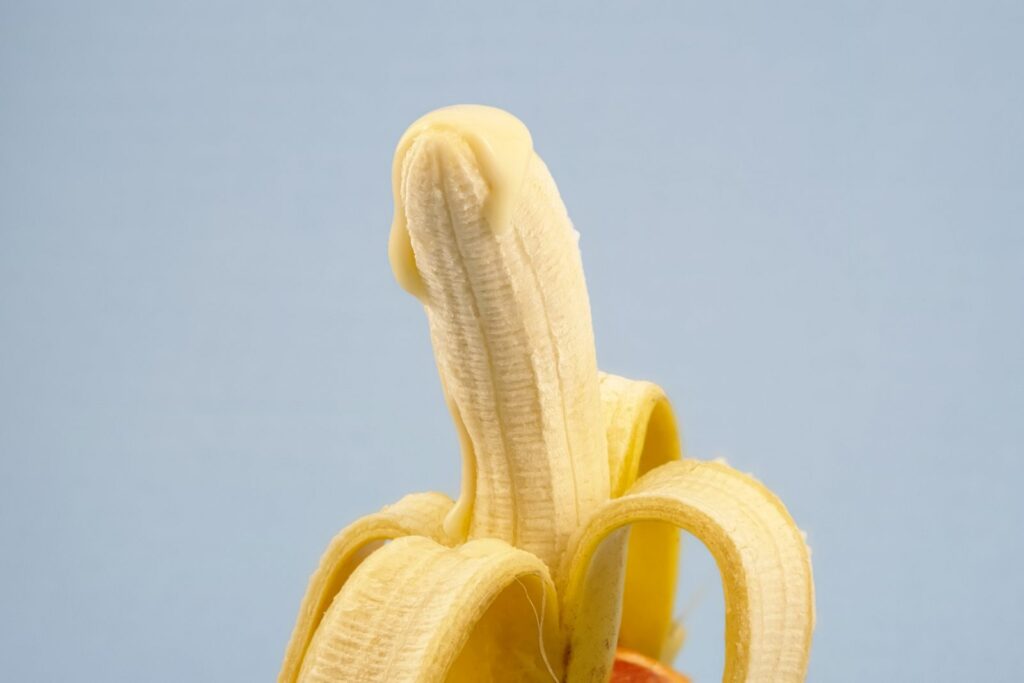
[279,105,815,682]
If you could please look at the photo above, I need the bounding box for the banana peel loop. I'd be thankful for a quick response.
[560,461,814,683]
[279,493,453,683]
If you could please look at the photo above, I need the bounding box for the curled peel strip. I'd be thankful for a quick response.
[298,536,563,683]
[560,460,815,683]
[279,492,453,683]
[595,373,683,666]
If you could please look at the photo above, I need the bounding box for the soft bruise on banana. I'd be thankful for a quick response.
[281,105,815,683]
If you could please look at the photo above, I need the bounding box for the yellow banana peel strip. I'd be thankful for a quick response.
[598,372,683,663]
[297,536,563,683]
[599,372,681,497]
[560,460,815,683]
[279,492,453,683]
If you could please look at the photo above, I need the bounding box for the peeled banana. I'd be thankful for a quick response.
[280,105,815,682]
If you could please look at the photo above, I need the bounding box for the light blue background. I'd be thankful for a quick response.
[2,2,1021,681]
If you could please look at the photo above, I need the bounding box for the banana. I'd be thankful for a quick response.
[391,106,609,568]
[279,493,453,683]
[280,105,815,682]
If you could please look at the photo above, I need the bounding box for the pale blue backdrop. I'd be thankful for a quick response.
[2,2,1021,681]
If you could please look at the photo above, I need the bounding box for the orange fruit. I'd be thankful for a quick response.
[610,648,690,683]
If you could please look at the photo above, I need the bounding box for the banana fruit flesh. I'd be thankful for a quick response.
[280,105,815,682]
